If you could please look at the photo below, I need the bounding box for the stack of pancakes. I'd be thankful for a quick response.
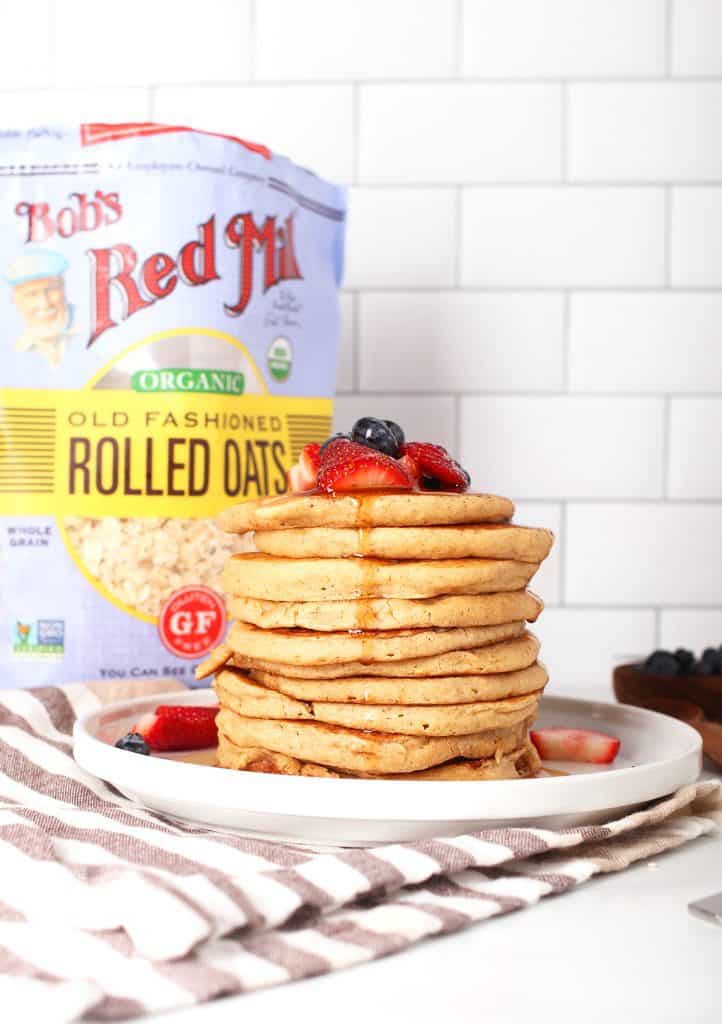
[197,491,554,780]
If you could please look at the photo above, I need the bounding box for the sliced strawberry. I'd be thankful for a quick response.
[135,704,219,752]
[401,442,470,492]
[300,442,320,481]
[530,728,620,765]
[317,438,414,493]
[287,464,307,492]
[398,453,420,485]
[287,442,321,492]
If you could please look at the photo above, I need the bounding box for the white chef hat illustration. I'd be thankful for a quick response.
[5,249,69,285]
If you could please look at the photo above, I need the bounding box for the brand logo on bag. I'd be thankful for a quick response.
[15,191,123,241]
[12,198,303,347]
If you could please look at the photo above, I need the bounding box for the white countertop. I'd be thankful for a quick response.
[154,767,721,1024]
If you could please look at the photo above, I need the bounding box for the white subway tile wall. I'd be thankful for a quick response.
[460,187,666,287]
[7,0,721,694]
[459,397,665,499]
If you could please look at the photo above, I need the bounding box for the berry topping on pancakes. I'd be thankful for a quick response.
[351,417,405,458]
[287,442,320,492]
[317,438,414,493]
[286,420,472,495]
[400,442,471,492]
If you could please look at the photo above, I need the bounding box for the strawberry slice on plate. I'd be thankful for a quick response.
[317,438,414,493]
[135,704,219,752]
[401,442,470,492]
[530,728,620,764]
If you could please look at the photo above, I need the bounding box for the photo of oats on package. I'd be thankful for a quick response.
[0,123,345,688]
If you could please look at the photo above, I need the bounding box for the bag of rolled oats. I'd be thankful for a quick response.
[0,123,345,687]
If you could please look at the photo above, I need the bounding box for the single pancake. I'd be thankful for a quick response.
[216,733,541,780]
[248,661,548,705]
[227,631,540,679]
[226,590,543,632]
[216,708,531,774]
[252,522,553,562]
[218,491,514,532]
[224,619,531,666]
[215,670,542,736]
[221,552,539,601]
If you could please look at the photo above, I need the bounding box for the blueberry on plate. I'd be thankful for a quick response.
[114,732,150,755]
[351,417,403,458]
[643,650,680,676]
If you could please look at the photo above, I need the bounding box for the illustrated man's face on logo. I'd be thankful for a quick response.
[13,274,69,340]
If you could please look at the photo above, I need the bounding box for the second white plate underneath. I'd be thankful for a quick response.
[73,692,701,847]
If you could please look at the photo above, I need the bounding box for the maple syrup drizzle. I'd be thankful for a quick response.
[355,495,377,659]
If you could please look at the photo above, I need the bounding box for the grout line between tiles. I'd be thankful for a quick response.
[351,292,360,394]
[562,291,571,390]
[664,187,672,286]
[336,181,722,189]
[558,501,567,606]
[342,284,722,294]
[47,0,57,87]
[352,83,361,185]
[454,186,462,285]
[454,0,464,76]
[560,83,568,181]
[340,388,722,398]
[453,395,461,455]
[542,602,722,612]
[661,395,671,497]
[666,0,674,76]
[8,76,722,92]
[248,0,257,80]
[352,287,722,298]
[482,497,722,507]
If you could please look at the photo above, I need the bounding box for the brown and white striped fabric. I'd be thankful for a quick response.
[0,680,719,1023]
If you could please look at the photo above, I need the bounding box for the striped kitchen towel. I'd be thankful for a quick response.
[0,680,719,1022]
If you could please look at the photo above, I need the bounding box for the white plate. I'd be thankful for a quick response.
[73,691,702,847]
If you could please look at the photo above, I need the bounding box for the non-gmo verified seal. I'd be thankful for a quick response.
[267,337,293,382]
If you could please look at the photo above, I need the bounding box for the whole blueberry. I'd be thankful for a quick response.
[114,732,150,755]
[700,647,722,675]
[674,648,695,672]
[644,650,680,676]
[352,417,403,457]
[320,432,349,455]
[384,420,405,451]
[696,660,718,677]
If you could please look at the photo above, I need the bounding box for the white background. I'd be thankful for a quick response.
[2,0,721,694]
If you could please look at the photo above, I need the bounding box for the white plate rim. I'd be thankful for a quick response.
[73,690,702,827]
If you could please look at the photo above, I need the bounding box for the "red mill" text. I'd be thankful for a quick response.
[86,211,302,346]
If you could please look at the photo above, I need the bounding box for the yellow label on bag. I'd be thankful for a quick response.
[0,388,332,517]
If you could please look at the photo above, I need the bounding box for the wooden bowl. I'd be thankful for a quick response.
[614,663,722,769]
[613,663,722,720]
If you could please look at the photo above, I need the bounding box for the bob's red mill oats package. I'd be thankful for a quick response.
[0,123,346,688]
